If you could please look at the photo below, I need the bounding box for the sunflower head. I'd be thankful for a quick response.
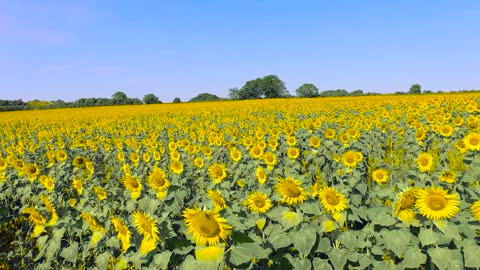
[439,171,456,184]
[372,169,388,184]
[417,152,434,173]
[256,166,267,185]
[342,151,358,168]
[207,190,227,210]
[24,163,40,180]
[147,167,170,192]
[55,150,67,162]
[274,177,309,205]
[247,192,272,213]
[439,125,454,137]
[249,145,264,159]
[122,175,142,200]
[230,148,242,162]
[464,133,480,151]
[287,147,300,160]
[470,199,480,221]
[208,163,227,184]
[170,160,184,174]
[194,157,204,168]
[183,207,232,246]
[324,128,336,139]
[318,186,348,213]
[72,156,87,168]
[309,136,321,148]
[132,211,160,242]
[39,175,55,191]
[262,152,277,167]
[415,186,460,220]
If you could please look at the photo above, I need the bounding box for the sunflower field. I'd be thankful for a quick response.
[1,93,480,270]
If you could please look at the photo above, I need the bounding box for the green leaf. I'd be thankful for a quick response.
[60,242,79,264]
[179,255,197,270]
[463,244,480,268]
[231,231,254,244]
[355,182,368,196]
[401,248,426,269]
[337,231,357,250]
[418,228,439,246]
[316,237,331,253]
[428,248,451,270]
[313,258,332,270]
[290,226,317,255]
[153,250,172,270]
[380,229,411,257]
[229,242,267,266]
[268,230,292,250]
[291,258,312,270]
[328,248,348,270]
[300,201,322,215]
[95,251,111,270]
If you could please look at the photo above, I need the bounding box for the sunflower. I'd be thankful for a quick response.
[170,160,184,174]
[415,186,460,220]
[470,199,480,221]
[146,167,169,194]
[318,187,348,213]
[93,186,107,201]
[55,150,67,162]
[309,136,321,148]
[322,220,336,233]
[208,163,227,184]
[439,171,456,184]
[72,156,87,168]
[39,195,58,226]
[194,157,204,168]
[207,190,227,210]
[183,207,232,246]
[80,213,106,233]
[342,151,359,168]
[438,125,454,137]
[287,147,300,160]
[262,152,277,168]
[372,169,388,184]
[256,166,267,185]
[417,152,434,172]
[117,152,125,162]
[202,146,213,158]
[0,158,6,171]
[23,163,40,181]
[130,152,140,166]
[122,175,142,200]
[22,207,46,237]
[324,128,336,140]
[170,150,180,161]
[464,133,480,151]
[132,211,159,254]
[39,175,55,191]
[274,177,309,205]
[230,148,242,162]
[268,138,278,150]
[111,216,132,253]
[247,192,272,213]
[249,145,264,159]
[286,136,297,146]
[394,188,417,220]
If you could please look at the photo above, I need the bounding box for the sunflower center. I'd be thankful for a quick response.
[126,177,139,188]
[0,160,4,167]
[420,158,429,166]
[284,182,301,198]
[198,214,221,237]
[151,173,165,186]
[212,167,223,178]
[346,156,355,164]
[470,137,479,146]
[325,191,340,205]
[254,198,266,208]
[25,165,37,174]
[375,171,384,180]
[427,194,447,210]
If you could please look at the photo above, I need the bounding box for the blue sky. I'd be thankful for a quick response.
[1,1,479,102]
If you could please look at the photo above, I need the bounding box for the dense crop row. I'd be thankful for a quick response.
[0,94,479,269]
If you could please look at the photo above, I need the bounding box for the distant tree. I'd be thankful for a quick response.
[409,84,421,94]
[422,90,433,94]
[173,97,181,103]
[319,89,349,97]
[112,91,128,104]
[189,93,221,102]
[261,75,289,98]
[228,88,241,100]
[143,93,161,104]
[239,78,263,99]
[350,89,364,96]
[126,98,142,105]
[295,83,319,97]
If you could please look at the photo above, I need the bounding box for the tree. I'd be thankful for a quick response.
[112,91,128,104]
[189,93,221,102]
[143,93,161,104]
[295,83,319,97]
[228,88,241,100]
[238,78,263,99]
[409,84,421,94]
[350,89,364,96]
[261,75,289,98]
[173,97,181,103]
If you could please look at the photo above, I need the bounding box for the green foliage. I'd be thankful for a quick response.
[143,93,161,104]
[409,83,422,94]
[232,75,289,100]
[189,93,221,102]
[296,83,319,97]
[173,97,181,103]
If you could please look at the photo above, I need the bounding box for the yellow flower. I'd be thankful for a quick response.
[80,213,106,234]
[39,175,55,191]
[417,152,434,172]
[309,136,321,148]
[438,125,454,137]
[170,160,184,174]
[122,175,142,200]
[208,163,227,184]
[247,192,272,213]
[256,166,267,185]
[72,156,87,168]
[249,145,264,159]
[55,149,67,162]
[415,186,460,220]
[22,207,46,237]
[286,136,297,146]
[470,199,480,221]
[72,177,83,195]
[23,163,40,181]
[322,220,336,233]
[183,207,232,246]
[0,158,7,171]
[147,167,170,192]
[439,171,456,184]
[93,186,107,201]
[324,128,336,140]
[230,147,242,162]
[207,190,227,210]
[39,195,58,226]
[318,187,348,213]
[463,132,480,151]
[274,177,309,206]
[287,147,300,160]
[111,216,132,253]
[194,157,204,168]
[342,151,359,168]
[262,152,277,167]
[372,169,388,184]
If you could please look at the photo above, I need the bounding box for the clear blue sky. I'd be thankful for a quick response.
[1,1,479,102]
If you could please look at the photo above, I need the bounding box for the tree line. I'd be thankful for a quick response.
[0,75,475,111]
